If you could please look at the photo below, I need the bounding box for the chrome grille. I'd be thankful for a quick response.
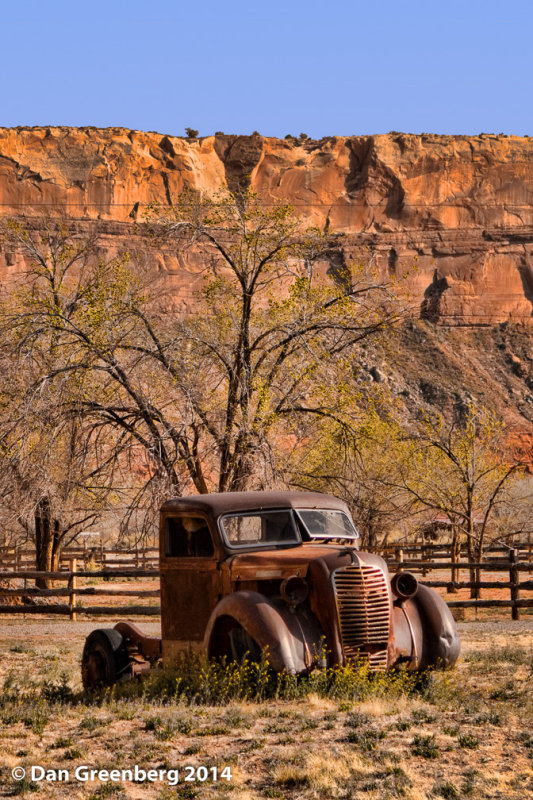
[332,563,391,670]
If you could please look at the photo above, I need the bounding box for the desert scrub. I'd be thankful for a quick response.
[145,712,193,739]
[79,714,108,731]
[465,645,530,665]
[410,707,437,724]
[51,735,73,748]
[434,781,459,798]
[415,669,482,713]
[9,644,35,655]
[222,707,247,728]
[411,733,439,759]
[271,748,371,796]
[9,776,40,796]
[346,728,386,750]
[345,710,372,728]
[1,671,76,708]
[0,698,49,734]
[458,733,479,749]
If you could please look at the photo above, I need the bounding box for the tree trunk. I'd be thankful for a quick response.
[472,539,484,599]
[367,523,376,552]
[466,529,478,599]
[34,498,58,589]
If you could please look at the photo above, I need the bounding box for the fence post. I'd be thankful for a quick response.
[69,558,77,621]
[510,548,519,621]
[421,544,428,577]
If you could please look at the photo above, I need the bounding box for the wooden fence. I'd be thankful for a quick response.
[372,540,533,563]
[0,551,532,620]
[0,545,159,571]
[1,540,529,573]
[388,548,532,619]
[0,560,160,619]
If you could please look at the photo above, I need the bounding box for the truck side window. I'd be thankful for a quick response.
[164,516,214,558]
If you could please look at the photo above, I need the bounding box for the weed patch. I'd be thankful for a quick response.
[465,646,529,665]
[411,733,439,759]
[145,713,193,740]
[435,781,459,798]
[458,733,479,749]
[346,728,386,750]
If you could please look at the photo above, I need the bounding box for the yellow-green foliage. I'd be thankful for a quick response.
[1,653,420,710]
[101,654,419,706]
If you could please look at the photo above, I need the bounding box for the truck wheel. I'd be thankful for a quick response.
[81,628,131,690]
[228,625,262,663]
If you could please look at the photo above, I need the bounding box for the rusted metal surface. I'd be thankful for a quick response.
[114,620,162,676]
[333,559,392,670]
[204,590,324,674]
[160,490,353,517]
[82,490,460,686]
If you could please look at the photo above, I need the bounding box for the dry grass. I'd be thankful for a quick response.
[0,618,532,799]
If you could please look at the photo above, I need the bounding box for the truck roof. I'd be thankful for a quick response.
[160,490,350,517]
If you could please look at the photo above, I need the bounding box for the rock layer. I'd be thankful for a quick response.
[1,127,533,324]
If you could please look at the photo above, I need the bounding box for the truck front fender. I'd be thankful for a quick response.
[204,590,324,674]
[392,583,460,670]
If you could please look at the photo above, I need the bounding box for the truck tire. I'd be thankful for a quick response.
[228,625,262,663]
[81,628,131,690]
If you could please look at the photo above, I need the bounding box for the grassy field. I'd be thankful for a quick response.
[0,618,532,799]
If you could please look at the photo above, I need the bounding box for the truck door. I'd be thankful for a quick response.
[160,514,221,664]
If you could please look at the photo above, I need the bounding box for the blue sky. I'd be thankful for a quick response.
[2,0,532,138]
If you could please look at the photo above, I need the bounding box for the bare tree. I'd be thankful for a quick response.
[1,193,403,499]
[0,220,127,578]
[386,404,526,596]
[0,385,123,582]
[290,409,416,549]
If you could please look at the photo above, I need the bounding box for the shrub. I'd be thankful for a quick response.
[435,782,459,798]
[458,733,479,749]
[145,713,192,740]
[346,728,385,750]
[411,733,439,759]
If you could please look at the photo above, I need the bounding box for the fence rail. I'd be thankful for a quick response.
[0,546,159,572]
[388,548,530,619]
[0,560,160,619]
[1,541,530,571]
[371,541,533,562]
[0,549,532,620]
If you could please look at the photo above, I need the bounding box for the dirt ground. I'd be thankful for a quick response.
[0,615,532,800]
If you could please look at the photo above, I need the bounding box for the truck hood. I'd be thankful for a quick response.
[226,544,385,581]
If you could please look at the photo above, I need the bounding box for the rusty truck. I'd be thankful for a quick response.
[81,491,460,688]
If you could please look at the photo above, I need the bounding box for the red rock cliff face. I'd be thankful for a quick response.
[1,127,533,324]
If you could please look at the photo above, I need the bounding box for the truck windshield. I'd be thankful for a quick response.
[221,510,300,548]
[296,509,359,544]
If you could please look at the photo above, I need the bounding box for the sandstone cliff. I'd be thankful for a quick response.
[1,127,533,325]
